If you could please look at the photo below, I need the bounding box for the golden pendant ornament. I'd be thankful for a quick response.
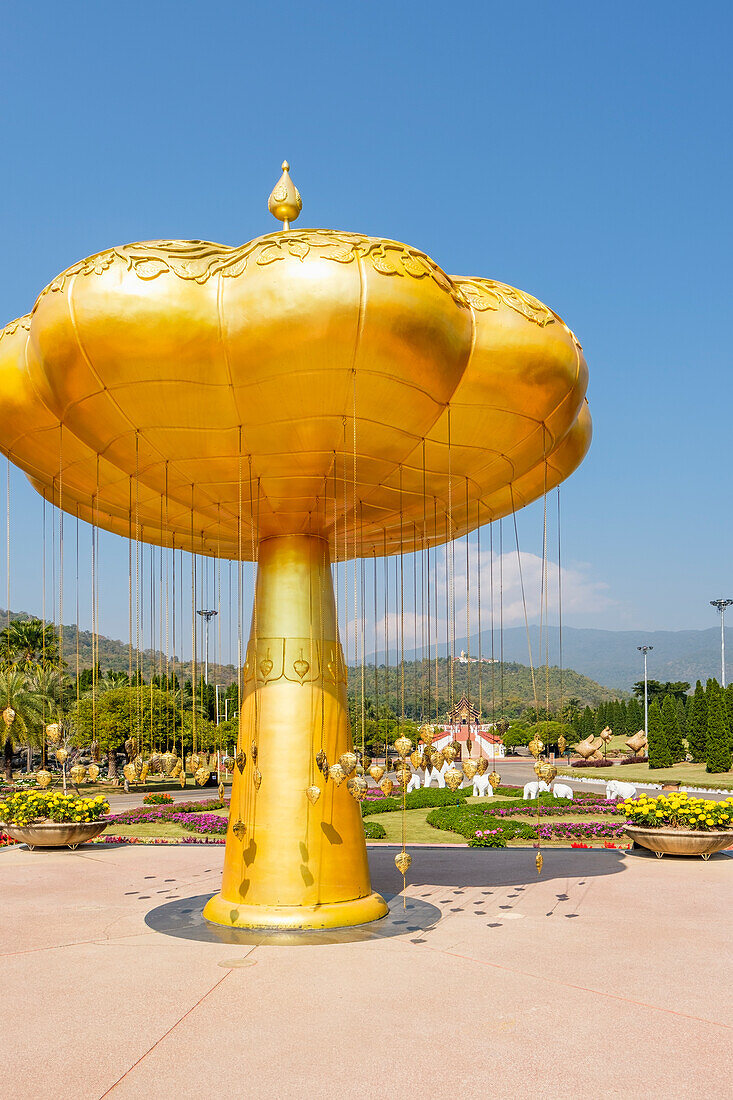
[179,773,187,789]
[55,747,68,764]
[235,750,246,774]
[347,775,368,802]
[139,762,150,783]
[462,760,478,781]
[189,753,201,773]
[251,741,258,764]
[90,739,100,762]
[124,737,137,758]
[394,736,412,758]
[218,782,225,801]
[393,771,410,793]
[369,764,385,782]
[253,767,263,791]
[161,751,176,775]
[36,769,52,789]
[539,762,557,784]
[361,755,372,770]
[409,750,422,770]
[339,751,357,776]
[86,763,100,782]
[315,749,327,770]
[557,735,567,755]
[122,762,136,784]
[329,763,345,787]
[535,851,544,875]
[149,752,162,774]
[2,706,16,727]
[379,776,395,797]
[528,737,544,759]
[70,764,87,785]
[394,851,412,875]
[306,784,321,805]
[477,757,488,776]
[194,766,210,787]
[533,760,543,778]
[466,737,473,755]
[429,749,444,769]
[45,722,61,744]
[418,723,435,745]
[222,754,235,773]
[355,763,364,776]
[444,765,463,792]
[232,820,247,841]
[488,771,501,790]
[268,160,303,229]
[443,744,458,763]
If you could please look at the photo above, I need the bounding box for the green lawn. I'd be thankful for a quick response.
[363,807,465,844]
[103,822,191,839]
[558,761,733,789]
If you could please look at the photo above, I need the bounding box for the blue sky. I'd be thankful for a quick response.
[0,1,731,657]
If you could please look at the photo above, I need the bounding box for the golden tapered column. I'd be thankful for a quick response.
[204,534,388,930]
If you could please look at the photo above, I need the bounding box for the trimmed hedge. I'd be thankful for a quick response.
[361,787,472,816]
[363,820,387,839]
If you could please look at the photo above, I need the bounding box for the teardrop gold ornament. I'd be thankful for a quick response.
[355,764,365,776]
[253,767,262,791]
[90,739,101,762]
[369,764,385,782]
[430,749,444,769]
[315,749,327,771]
[418,723,435,745]
[393,771,410,793]
[361,755,372,770]
[161,751,176,775]
[339,751,357,776]
[443,744,458,763]
[139,762,149,784]
[189,753,201,772]
[394,736,412,758]
[535,851,544,874]
[122,762,136,783]
[379,776,395,797]
[534,761,543,778]
[86,763,100,782]
[477,757,488,775]
[55,747,68,764]
[222,754,235,773]
[528,737,544,759]
[45,722,61,744]
[557,735,567,755]
[488,771,501,790]
[329,763,345,786]
[235,750,246,774]
[409,750,422,770]
[306,785,321,805]
[347,775,368,802]
[36,768,52,788]
[70,764,87,785]
[179,772,187,788]
[466,738,473,755]
[463,760,478,781]
[267,160,303,230]
[539,762,557,784]
[394,851,412,875]
[251,741,258,764]
[124,737,137,758]
[218,782,225,801]
[444,765,463,792]
[232,820,247,841]
[2,705,16,727]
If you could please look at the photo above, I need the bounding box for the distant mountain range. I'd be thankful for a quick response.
[386,625,731,692]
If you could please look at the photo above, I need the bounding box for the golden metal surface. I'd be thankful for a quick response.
[2,706,15,727]
[268,161,302,230]
[444,766,463,792]
[536,851,544,874]
[204,534,387,930]
[86,763,100,782]
[305,785,321,806]
[394,851,412,875]
[488,771,501,790]
[0,229,590,560]
[379,776,395,797]
[45,722,60,744]
[70,764,87,784]
[35,769,52,788]
[369,764,385,782]
[557,735,567,755]
[462,760,478,781]
[339,751,357,776]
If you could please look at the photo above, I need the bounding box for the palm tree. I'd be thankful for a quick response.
[0,668,46,781]
[0,618,59,668]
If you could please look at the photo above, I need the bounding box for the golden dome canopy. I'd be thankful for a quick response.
[0,227,590,560]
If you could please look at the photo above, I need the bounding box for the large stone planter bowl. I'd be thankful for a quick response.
[625,824,732,860]
[0,820,107,850]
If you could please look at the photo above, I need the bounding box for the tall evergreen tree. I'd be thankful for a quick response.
[627,696,642,733]
[675,696,688,740]
[647,699,672,768]
[724,684,733,749]
[706,683,732,774]
[580,706,595,739]
[687,681,707,762]
[661,694,684,763]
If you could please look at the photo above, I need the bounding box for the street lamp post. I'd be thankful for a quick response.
[196,609,218,685]
[710,599,732,688]
[637,645,653,740]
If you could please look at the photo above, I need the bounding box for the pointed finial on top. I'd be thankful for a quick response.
[268,160,302,230]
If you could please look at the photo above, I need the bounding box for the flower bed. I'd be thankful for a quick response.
[623,792,733,830]
[0,791,110,826]
[110,798,226,826]
[143,792,175,805]
[429,793,627,846]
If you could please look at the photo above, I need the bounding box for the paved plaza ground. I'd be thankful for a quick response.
[1,840,731,1099]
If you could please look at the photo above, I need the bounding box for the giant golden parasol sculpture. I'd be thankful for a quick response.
[0,161,590,928]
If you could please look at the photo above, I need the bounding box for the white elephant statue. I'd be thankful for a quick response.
[523,780,550,800]
[422,765,446,789]
[606,779,637,800]
[407,771,421,793]
[551,782,574,800]
[472,774,494,797]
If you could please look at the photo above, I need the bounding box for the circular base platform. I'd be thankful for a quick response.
[203,890,389,930]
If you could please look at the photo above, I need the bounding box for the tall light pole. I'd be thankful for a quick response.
[710,599,732,688]
[196,609,218,685]
[637,645,653,738]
